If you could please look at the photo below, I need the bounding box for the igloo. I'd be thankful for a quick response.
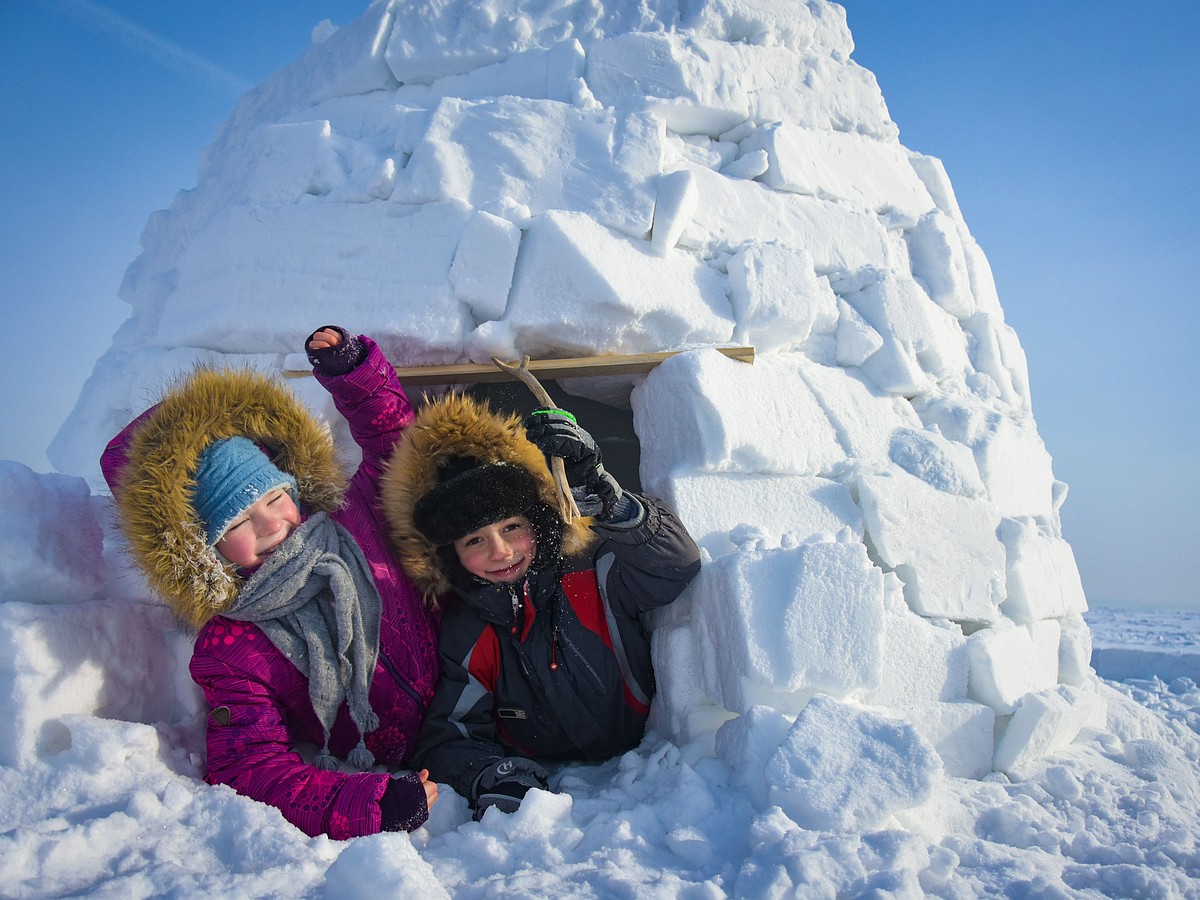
[33,0,1097,793]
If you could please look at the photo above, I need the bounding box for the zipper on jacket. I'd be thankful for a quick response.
[378,649,427,712]
[557,629,607,691]
[509,582,521,636]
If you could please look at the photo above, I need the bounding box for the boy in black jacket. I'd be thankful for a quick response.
[381,393,701,819]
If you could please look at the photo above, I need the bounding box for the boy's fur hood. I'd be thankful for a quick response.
[381,392,595,605]
[110,367,345,630]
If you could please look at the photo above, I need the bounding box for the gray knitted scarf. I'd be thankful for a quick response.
[224,512,382,771]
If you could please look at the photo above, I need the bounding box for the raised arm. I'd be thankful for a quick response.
[305,326,415,477]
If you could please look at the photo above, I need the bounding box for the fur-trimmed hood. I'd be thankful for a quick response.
[381,392,595,605]
[103,367,346,630]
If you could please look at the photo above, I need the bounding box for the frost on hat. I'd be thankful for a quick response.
[191,436,297,545]
[413,458,542,547]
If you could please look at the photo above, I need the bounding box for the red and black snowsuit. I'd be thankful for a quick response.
[380,392,701,805]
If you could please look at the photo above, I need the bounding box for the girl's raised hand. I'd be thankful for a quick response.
[307,327,342,351]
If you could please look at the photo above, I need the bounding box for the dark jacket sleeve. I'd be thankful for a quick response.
[408,608,507,802]
[589,493,702,622]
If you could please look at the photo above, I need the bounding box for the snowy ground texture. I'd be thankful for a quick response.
[0,609,1195,898]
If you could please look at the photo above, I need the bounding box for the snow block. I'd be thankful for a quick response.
[1058,614,1094,686]
[834,269,971,397]
[650,620,735,749]
[0,600,184,768]
[657,472,861,561]
[973,415,1056,518]
[449,209,521,322]
[324,831,450,899]
[485,210,732,361]
[715,705,795,809]
[993,685,1108,776]
[799,355,923,465]
[887,427,985,499]
[962,313,1031,411]
[835,297,884,367]
[856,465,1005,624]
[399,96,662,238]
[690,542,885,716]
[920,402,1052,518]
[650,169,699,255]
[966,623,1061,715]
[901,701,996,780]
[998,517,1088,624]
[905,210,976,319]
[0,463,104,605]
[156,201,474,360]
[862,599,970,706]
[740,122,935,217]
[632,350,845,494]
[680,164,897,275]
[726,243,838,353]
[765,695,941,832]
[393,39,586,108]
[587,33,894,139]
[907,152,964,223]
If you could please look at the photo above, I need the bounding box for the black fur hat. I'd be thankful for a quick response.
[413,457,542,547]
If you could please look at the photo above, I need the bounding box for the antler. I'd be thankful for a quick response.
[491,355,581,523]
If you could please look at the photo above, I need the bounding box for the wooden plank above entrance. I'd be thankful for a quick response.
[286,346,755,386]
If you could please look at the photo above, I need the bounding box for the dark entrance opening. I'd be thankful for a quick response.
[467,380,643,494]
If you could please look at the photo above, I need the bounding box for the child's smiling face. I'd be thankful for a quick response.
[215,488,301,569]
[453,515,537,583]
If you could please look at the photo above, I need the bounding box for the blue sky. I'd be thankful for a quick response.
[2,1,1196,611]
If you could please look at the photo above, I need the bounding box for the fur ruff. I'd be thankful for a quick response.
[112,367,346,630]
[381,392,596,605]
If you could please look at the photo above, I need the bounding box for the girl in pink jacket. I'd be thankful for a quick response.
[101,327,440,838]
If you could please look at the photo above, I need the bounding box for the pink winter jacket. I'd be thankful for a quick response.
[101,338,441,838]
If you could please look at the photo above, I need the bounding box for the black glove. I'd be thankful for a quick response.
[524,408,623,517]
[305,325,366,376]
[379,772,430,833]
[471,756,549,821]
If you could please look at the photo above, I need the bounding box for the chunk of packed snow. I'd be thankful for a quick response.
[679,162,896,269]
[993,685,1108,776]
[633,350,846,493]
[765,695,942,832]
[998,516,1088,623]
[833,268,971,397]
[156,201,474,358]
[690,541,885,716]
[902,701,996,780]
[0,600,191,768]
[657,472,861,560]
[862,595,970,707]
[740,122,935,216]
[856,465,1005,623]
[0,462,103,605]
[448,209,521,322]
[398,97,663,238]
[649,169,699,255]
[472,211,732,361]
[966,623,1062,715]
[726,243,839,353]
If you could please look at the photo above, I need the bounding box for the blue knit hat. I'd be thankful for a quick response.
[191,436,298,545]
